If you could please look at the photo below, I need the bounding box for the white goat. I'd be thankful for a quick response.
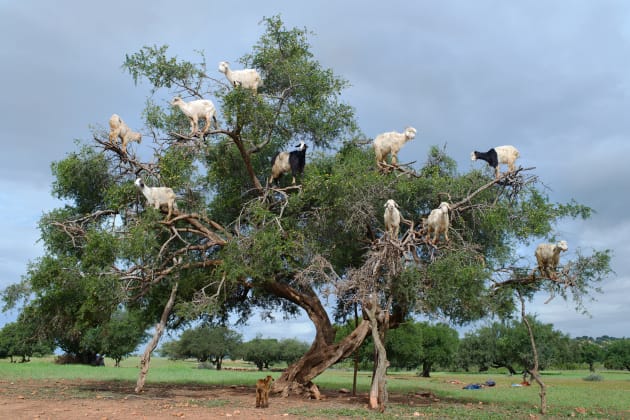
[383,199,401,238]
[134,178,178,220]
[171,97,218,136]
[373,126,417,167]
[471,145,520,179]
[218,61,262,92]
[426,202,451,245]
[535,240,568,278]
[108,114,142,154]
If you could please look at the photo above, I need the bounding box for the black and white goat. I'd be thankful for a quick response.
[471,145,520,179]
[268,141,308,185]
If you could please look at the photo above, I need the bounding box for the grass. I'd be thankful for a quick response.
[1,357,629,418]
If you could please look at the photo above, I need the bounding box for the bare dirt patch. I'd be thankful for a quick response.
[0,379,413,419]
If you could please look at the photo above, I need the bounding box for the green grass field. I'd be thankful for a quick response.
[1,357,628,418]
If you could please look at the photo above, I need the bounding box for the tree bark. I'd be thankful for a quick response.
[230,133,263,192]
[265,281,370,397]
[135,281,178,393]
[352,303,360,396]
[365,296,388,412]
[420,361,431,378]
[518,291,547,414]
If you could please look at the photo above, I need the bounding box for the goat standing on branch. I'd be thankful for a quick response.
[134,178,178,220]
[171,97,218,136]
[471,145,520,179]
[535,240,568,279]
[268,141,308,186]
[108,114,142,154]
[426,201,451,245]
[218,61,262,92]
[383,199,401,239]
[373,126,417,168]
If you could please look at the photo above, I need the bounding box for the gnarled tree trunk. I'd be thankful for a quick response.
[265,281,370,397]
[365,296,389,412]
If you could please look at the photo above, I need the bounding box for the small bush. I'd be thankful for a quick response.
[583,374,603,382]
[197,361,213,369]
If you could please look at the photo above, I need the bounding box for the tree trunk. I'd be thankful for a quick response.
[231,134,263,192]
[135,281,178,393]
[265,281,370,397]
[518,291,547,414]
[506,365,517,375]
[352,303,359,396]
[365,296,388,412]
[421,361,431,378]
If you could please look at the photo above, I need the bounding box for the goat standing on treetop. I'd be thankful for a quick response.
[268,141,308,186]
[108,114,142,155]
[471,145,520,179]
[218,61,262,92]
[373,126,417,168]
[170,96,218,136]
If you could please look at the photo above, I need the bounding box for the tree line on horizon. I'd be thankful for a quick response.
[2,319,628,375]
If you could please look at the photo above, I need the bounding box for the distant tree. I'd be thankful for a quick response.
[385,322,458,376]
[158,339,182,360]
[161,325,242,370]
[417,323,459,377]
[0,317,54,362]
[458,318,571,375]
[238,336,281,371]
[278,338,310,364]
[574,338,604,372]
[82,309,149,367]
[603,338,630,371]
[386,322,424,370]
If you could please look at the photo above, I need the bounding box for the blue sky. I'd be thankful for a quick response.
[1,0,628,343]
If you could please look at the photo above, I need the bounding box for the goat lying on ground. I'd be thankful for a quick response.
[218,61,262,92]
[426,202,451,245]
[108,114,142,154]
[471,145,520,179]
[268,142,308,185]
[255,375,274,408]
[171,97,218,136]
[383,199,401,238]
[373,126,417,167]
[134,178,178,220]
[535,240,568,278]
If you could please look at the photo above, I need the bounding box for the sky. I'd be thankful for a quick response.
[0,0,628,344]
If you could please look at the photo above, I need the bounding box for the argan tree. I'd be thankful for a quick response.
[2,15,611,413]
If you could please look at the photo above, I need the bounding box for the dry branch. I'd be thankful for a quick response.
[377,161,420,178]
